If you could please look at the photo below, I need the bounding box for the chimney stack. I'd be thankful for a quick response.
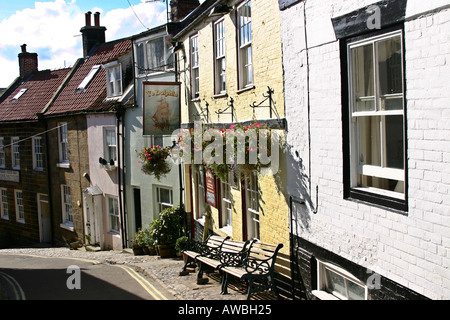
[80,11,106,57]
[18,44,38,79]
[170,0,200,22]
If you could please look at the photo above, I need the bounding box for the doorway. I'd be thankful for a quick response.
[37,194,51,243]
[133,188,142,232]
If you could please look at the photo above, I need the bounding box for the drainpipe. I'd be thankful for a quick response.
[115,104,126,249]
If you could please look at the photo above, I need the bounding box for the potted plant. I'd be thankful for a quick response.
[150,206,184,258]
[143,227,157,255]
[175,236,188,258]
[138,145,172,181]
[132,229,146,255]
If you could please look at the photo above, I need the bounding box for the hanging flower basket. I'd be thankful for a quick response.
[176,122,273,181]
[138,145,172,181]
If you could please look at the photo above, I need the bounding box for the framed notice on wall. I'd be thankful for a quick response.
[143,82,181,136]
[205,169,217,208]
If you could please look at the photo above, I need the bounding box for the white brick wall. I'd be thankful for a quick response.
[281,0,450,299]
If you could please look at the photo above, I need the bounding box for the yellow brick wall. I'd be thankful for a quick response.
[176,0,289,257]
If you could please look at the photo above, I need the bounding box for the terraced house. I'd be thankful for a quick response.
[0,45,72,245]
[280,0,449,300]
[43,12,133,250]
[172,0,292,296]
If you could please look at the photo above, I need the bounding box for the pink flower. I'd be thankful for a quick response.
[230,124,235,130]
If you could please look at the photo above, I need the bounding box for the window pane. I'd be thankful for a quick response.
[385,115,404,169]
[325,269,347,298]
[347,281,366,300]
[377,36,403,110]
[357,116,381,167]
[159,188,171,204]
[351,44,375,112]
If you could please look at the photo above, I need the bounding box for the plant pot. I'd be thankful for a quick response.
[132,244,144,256]
[149,247,157,255]
[158,244,175,258]
[142,246,150,255]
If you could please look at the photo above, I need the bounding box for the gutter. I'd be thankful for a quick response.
[172,0,227,41]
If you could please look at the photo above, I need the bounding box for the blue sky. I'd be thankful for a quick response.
[0,0,169,87]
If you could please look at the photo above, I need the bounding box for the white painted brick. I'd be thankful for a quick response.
[282,0,450,299]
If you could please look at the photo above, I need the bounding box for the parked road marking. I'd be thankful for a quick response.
[115,265,169,300]
[0,271,26,300]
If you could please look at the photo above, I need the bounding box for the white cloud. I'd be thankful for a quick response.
[0,0,166,87]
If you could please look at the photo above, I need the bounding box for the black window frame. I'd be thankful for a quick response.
[341,24,408,214]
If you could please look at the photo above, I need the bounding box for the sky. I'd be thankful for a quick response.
[0,0,170,88]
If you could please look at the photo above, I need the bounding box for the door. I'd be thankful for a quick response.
[84,193,98,245]
[38,194,51,243]
[134,188,142,232]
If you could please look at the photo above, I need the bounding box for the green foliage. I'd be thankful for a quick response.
[150,206,185,246]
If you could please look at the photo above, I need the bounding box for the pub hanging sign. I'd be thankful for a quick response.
[143,81,181,136]
[205,169,217,208]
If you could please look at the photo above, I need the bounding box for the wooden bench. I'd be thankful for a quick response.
[181,235,229,275]
[196,238,253,283]
[219,241,284,300]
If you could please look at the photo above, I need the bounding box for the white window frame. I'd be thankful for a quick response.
[220,175,232,233]
[214,18,227,94]
[57,123,69,167]
[347,30,405,200]
[190,34,200,99]
[76,65,100,92]
[196,166,206,220]
[313,260,368,300]
[0,137,5,168]
[10,88,27,102]
[245,172,259,240]
[0,188,8,220]
[61,185,73,229]
[107,196,120,234]
[155,186,173,215]
[15,189,24,223]
[105,64,122,98]
[135,34,174,76]
[11,137,20,170]
[32,136,44,171]
[237,0,253,89]
[104,127,117,164]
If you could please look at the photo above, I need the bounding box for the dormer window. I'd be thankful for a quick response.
[10,88,27,102]
[105,64,122,98]
[76,65,100,92]
[135,34,174,76]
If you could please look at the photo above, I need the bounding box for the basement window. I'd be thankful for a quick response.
[76,65,101,92]
[313,259,367,300]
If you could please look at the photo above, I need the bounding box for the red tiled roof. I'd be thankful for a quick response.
[0,68,72,122]
[46,39,132,116]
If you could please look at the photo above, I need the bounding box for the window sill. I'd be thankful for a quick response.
[99,163,117,171]
[213,92,228,99]
[16,219,25,224]
[12,166,20,171]
[191,97,201,102]
[219,225,233,236]
[347,188,408,214]
[236,85,255,95]
[108,231,121,237]
[57,163,70,169]
[311,290,340,300]
[60,222,74,232]
[1,216,9,221]
[34,168,44,172]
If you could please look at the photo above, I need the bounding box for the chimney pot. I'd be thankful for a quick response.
[94,12,100,27]
[85,11,92,26]
[21,44,27,53]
